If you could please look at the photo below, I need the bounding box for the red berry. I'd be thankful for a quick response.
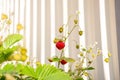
[56,41,65,50]
[48,59,53,62]
[60,60,67,65]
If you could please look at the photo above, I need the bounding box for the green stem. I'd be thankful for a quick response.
[64,25,78,41]
[57,25,77,68]
[58,49,64,68]
[57,14,79,68]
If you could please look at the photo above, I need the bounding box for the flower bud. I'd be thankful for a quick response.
[1,13,8,20]
[6,19,12,25]
[53,38,59,43]
[21,55,27,61]
[13,54,21,61]
[20,47,27,55]
[17,23,23,31]
[79,52,83,56]
[108,52,112,57]
[104,58,110,63]
[92,53,96,58]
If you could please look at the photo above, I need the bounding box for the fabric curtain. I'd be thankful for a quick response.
[0,0,119,80]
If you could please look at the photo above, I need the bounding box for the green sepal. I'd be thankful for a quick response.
[52,57,60,62]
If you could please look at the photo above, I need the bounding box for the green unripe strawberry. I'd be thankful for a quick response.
[59,27,64,33]
[74,19,78,24]
[76,44,79,49]
[79,30,83,36]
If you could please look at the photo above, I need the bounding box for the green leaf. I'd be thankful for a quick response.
[38,64,59,79]
[35,64,42,78]
[65,58,75,62]
[15,64,72,80]
[0,47,4,53]
[82,67,95,70]
[0,63,15,74]
[17,64,36,78]
[44,71,72,80]
[0,53,6,64]
[24,77,36,80]
[0,46,18,63]
[38,64,72,80]
[0,34,22,64]
[15,63,25,73]
[0,76,6,80]
[3,34,23,49]
[3,46,18,55]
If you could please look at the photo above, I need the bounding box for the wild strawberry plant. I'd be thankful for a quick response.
[48,12,111,80]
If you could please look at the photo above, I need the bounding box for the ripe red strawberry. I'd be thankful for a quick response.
[48,59,53,62]
[60,60,67,65]
[56,41,65,50]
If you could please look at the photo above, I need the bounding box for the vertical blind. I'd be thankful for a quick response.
[0,0,119,80]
